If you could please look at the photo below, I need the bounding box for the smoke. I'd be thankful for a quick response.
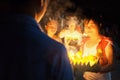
[40,0,84,31]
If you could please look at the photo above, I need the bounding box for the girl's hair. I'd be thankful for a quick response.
[83,10,104,34]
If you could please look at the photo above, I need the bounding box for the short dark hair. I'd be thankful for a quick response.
[83,9,105,34]
[83,13,103,27]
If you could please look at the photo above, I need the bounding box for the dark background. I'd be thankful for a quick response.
[70,0,120,25]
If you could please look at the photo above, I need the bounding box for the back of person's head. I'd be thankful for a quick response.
[1,0,50,22]
[0,0,31,7]
[1,0,49,11]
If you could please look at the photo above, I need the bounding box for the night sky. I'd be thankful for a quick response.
[41,0,119,26]
[70,0,120,25]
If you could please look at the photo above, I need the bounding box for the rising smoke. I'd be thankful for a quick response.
[40,0,84,32]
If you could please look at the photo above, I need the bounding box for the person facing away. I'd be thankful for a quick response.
[0,0,74,80]
[80,14,114,80]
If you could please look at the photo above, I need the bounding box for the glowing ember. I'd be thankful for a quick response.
[68,49,102,67]
[68,51,99,67]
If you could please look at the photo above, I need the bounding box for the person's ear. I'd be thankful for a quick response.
[35,0,49,22]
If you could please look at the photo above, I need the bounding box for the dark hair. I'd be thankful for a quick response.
[1,0,30,6]
[83,10,105,34]
[84,13,103,27]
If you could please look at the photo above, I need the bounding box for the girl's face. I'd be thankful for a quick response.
[84,19,99,37]
[67,16,78,31]
[47,25,57,35]
[69,22,76,31]
[46,20,57,35]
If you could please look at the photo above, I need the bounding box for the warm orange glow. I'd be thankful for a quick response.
[45,17,104,67]
[68,48,102,67]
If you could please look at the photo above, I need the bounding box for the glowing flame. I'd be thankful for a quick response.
[68,49,102,67]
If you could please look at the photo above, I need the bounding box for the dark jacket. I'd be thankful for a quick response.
[0,14,73,80]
